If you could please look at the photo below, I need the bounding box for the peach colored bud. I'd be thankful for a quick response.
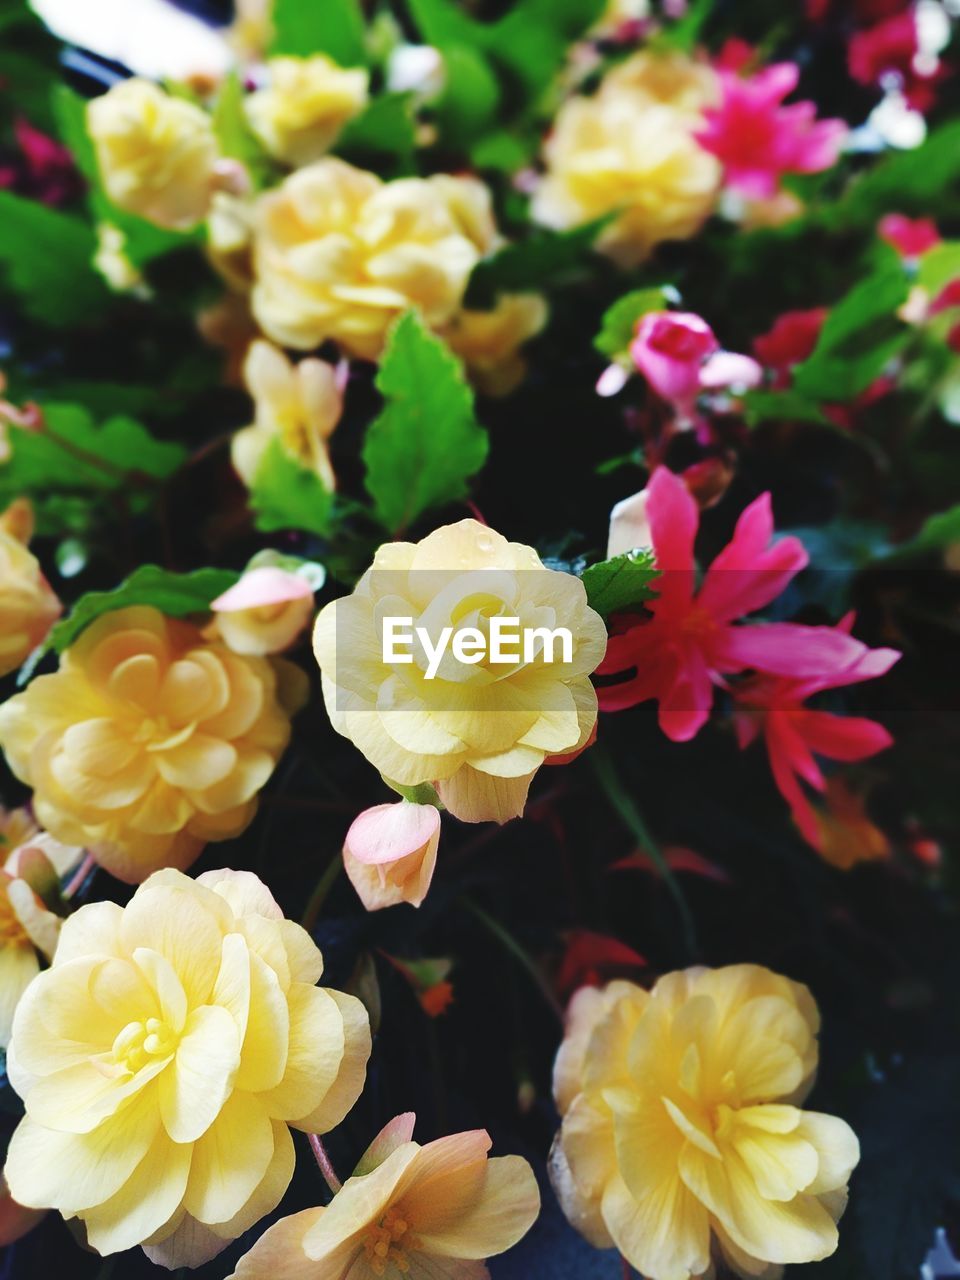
[343,801,441,911]
[211,567,315,656]
[607,489,652,558]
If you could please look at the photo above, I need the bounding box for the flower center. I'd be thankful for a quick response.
[363,1206,420,1276]
[680,605,717,639]
[111,1017,178,1073]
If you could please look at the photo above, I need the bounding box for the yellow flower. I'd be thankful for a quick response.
[442,294,549,397]
[251,158,498,359]
[603,50,719,117]
[0,505,61,678]
[551,965,859,1280]
[532,55,721,267]
[0,826,81,1048]
[87,78,219,231]
[229,0,274,62]
[312,519,607,824]
[232,339,344,492]
[0,606,304,883]
[207,191,257,293]
[246,55,369,167]
[227,1113,540,1279]
[209,566,316,657]
[3,867,371,1265]
[93,222,145,295]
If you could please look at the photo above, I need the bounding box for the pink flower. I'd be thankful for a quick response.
[597,467,811,741]
[343,800,440,911]
[878,212,941,258]
[695,63,847,199]
[732,616,900,847]
[628,312,761,413]
[848,11,917,84]
[752,308,828,388]
[209,564,315,655]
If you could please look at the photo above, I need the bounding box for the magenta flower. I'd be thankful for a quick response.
[597,467,811,741]
[695,63,847,199]
[732,616,900,846]
[628,311,761,413]
[878,212,941,259]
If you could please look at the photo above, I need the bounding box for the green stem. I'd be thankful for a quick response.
[461,897,563,1023]
[301,856,343,932]
[589,746,698,961]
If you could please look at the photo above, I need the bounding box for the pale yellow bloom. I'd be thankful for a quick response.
[228,1113,540,1279]
[312,519,607,824]
[551,965,859,1280]
[246,55,369,167]
[87,78,219,231]
[207,191,257,293]
[442,294,548,397]
[252,158,498,359]
[0,508,61,678]
[4,867,371,1266]
[232,339,344,492]
[0,606,304,883]
[533,54,721,267]
[209,567,316,657]
[229,0,274,62]
[93,222,145,294]
[603,50,719,117]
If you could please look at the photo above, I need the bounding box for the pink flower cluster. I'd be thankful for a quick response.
[598,467,900,848]
[624,311,762,414]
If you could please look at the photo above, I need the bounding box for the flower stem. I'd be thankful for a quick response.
[63,851,97,900]
[301,855,343,932]
[589,746,699,961]
[309,1133,342,1195]
[461,897,563,1024]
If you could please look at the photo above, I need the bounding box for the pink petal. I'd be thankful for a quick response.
[766,728,821,849]
[657,645,715,742]
[646,467,698,610]
[345,801,441,866]
[211,567,314,613]
[699,351,763,391]
[699,493,808,623]
[796,710,894,761]
[709,621,874,680]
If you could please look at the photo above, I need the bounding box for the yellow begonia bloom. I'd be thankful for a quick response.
[0,606,304,883]
[251,158,498,359]
[602,50,719,118]
[4,867,372,1266]
[232,339,344,492]
[0,511,61,678]
[532,54,721,267]
[442,294,549,397]
[228,1113,540,1279]
[312,519,607,824]
[246,55,369,167]
[551,965,860,1280]
[87,78,219,231]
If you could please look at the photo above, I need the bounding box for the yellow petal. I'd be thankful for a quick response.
[289,988,371,1134]
[235,949,289,1094]
[0,945,38,1048]
[81,1125,192,1256]
[159,1003,241,1143]
[794,1112,860,1196]
[182,1091,275,1225]
[51,900,124,965]
[435,765,534,824]
[120,878,227,1007]
[413,1153,540,1260]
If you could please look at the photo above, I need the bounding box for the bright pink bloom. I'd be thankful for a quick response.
[878,212,941,258]
[848,11,917,84]
[732,615,900,847]
[695,63,847,199]
[753,308,828,388]
[597,467,812,741]
[629,312,761,412]
[715,38,755,73]
[6,118,80,206]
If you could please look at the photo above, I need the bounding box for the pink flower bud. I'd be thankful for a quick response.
[879,212,941,259]
[343,801,441,911]
[630,312,718,410]
[210,566,314,656]
[698,350,763,391]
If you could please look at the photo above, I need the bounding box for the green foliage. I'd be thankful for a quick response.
[594,288,671,359]
[337,93,416,173]
[363,312,488,533]
[249,438,336,538]
[270,0,368,66]
[211,72,275,189]
[0,190,109,327]
[49,566,239,653]
[434,44,501,144]
[917,241,960,295]
[841,121,960,227]
[0,404,186,533]
[792,252,908,401]
[581,550,659,621]
[467,218,610,306]
[743,389,833,427]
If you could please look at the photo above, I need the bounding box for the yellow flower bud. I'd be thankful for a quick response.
[3,867,371,1265]
[442,293,548,397]
[232,339,344,491]
[0,606,302,882]
[87,78,219,231]
[532,54,721,267]
[0,511,61,678]
[312,519,607,824]
[551,965,860,1280]
[251,158,498,359]
[246,55,369,167]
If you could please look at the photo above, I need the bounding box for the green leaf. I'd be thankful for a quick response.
[337,93,416,173]
[742,389,832,427]
[211,71,275,188]
[0,404,186,532]
[249,438,336,537]
[843,121,960,227]
[888,504,960,559]
[652,0,713,51]
[917,241,960,295]
[467,218,609,306]
[363,312,488,533]
[0,189,109,327]
[270,0,368,66]
[595,288,670,359]
[792,252,908,401]
[49,566,239,654]
[434,44,500,144]
[581,549,659,621]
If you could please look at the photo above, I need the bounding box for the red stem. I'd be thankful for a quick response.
[309,1133,342,1195]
